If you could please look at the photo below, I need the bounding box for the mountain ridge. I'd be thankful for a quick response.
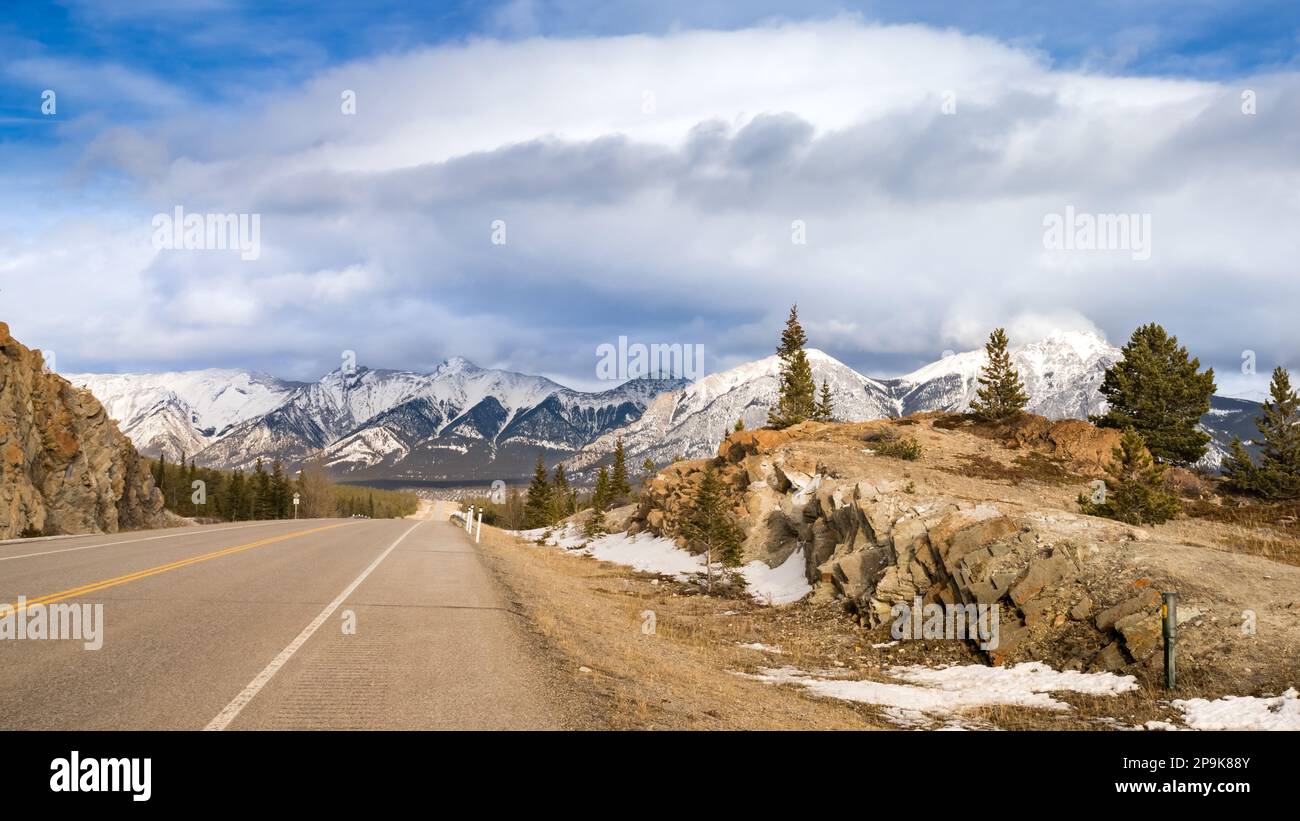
[66,330,1255,482]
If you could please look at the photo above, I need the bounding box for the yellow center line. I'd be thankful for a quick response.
[4,521,356,614]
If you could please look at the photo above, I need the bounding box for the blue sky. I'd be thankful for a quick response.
[0,1,1297,394]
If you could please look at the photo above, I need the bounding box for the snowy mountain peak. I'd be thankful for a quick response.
[433,356,479,377]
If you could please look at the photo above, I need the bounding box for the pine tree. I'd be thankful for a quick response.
[523,454,555,529]
[1224,367,1300,499]
[679,469,746,591]
[610,437,631,502]
[1092,323,1216,466]
[814,379,834,422]
[969,328,1028,423]
[1078,428,1180,525]
[585,466,612,537]
[734,418,745,432]
[252,458,272,520]
[551,464,573,521]
[767,304,817,429]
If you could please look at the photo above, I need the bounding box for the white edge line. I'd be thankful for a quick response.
[203,519,425,731]
[0,520,295,562]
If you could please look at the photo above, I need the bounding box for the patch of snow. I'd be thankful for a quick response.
[741,548,813,605]
[740,661,1137,728]
[738,642,783,653]
[511,526,810,606]
[1172,688,1300,730]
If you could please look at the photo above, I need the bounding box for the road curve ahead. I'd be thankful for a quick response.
[0,506,568,730]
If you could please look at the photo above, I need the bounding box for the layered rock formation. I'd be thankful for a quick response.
[1,322,165,539]
[629,414,1180,672]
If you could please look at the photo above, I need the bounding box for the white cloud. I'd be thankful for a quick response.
[4,18,1298,383]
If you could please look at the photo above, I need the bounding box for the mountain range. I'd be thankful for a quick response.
[67,329,1256,484]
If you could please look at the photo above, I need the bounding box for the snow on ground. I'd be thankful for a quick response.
[741,549,814,605]
[737,642,783,653]
[511,524,812,606]
[740,662,1138,728]
[1172,688,1300,730]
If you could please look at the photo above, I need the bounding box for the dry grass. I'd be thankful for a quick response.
[474,525,1197,731]
[1182,497,1300,567]
[948,452,1075,486]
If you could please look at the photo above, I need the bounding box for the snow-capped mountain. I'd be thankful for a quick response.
[65,369,302,460]
[71,328,1259,483]
[565,349,897,474]
[566,329,1254,478]
[70,357,686,480]
[886,329,1121,419]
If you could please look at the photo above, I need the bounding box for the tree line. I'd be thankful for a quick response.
[147,454,418,521]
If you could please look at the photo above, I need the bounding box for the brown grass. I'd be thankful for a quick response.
[946,452,1075,486]
[475,525,1192,730]
[1182,497,1300,567]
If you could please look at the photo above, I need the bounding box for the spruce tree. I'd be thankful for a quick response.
[1224,367,1300,499]
[1092,323,1216,466]
[814,379,834,422]
[969,328,1028,423]
[767,304,817,429]
[523,454,554,528]
[1078,428,1180,525]
[733,418,745,432]
[610,437,631,502]
[551,464,573,521]
[679,469,746,591]
[585,466,611,537]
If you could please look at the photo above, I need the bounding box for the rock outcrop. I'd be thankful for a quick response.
[1,322,165,539]
[629,414,1171,671]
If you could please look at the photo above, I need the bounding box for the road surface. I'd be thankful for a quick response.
[0,502,573,729]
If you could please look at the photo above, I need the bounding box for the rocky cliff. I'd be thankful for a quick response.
[628,413,1300,686]
[0,322,165,539]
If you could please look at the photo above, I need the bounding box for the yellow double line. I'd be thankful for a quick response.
[5,521,353,614]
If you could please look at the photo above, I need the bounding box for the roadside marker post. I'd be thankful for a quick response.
[1162,591,1177,690]
[293,493,300,519]
[476,511,482,543]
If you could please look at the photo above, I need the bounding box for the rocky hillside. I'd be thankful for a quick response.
[628,414,1299,689]
[0,322,165,539]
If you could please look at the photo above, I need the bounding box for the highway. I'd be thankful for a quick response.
[0,503,571,730]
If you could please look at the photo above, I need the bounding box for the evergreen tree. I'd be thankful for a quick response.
[969,328,1029,423]
[814,379,834,422]
[610,437,631,502]
[252,458,273,520]
[640,458,657,487]
[156,453,167,492]
[368,492,376,518]
[734,418,745,432]
[551,464,573,521]
[1092,323,1216,466]
[270,461,290,518]
[228,470,247,521]
[523,454,555,529]
[1224,367,1300,499]
[767,304,817,429]
[585,466,612,537]
[679,469,746,591]
[1078,428,1180,525]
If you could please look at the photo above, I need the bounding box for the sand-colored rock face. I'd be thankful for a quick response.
[629,414,1300,686]
[0,322,165,539]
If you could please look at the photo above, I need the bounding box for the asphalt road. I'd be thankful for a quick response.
[0,503,569,730]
